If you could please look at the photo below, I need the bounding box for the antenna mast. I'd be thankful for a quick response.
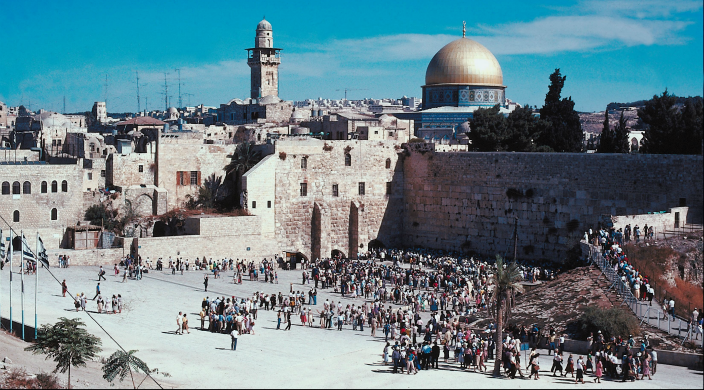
[103,74,109,105]
[163,73,169,111]
[136,71,141,113]
[175,68,182,109]
[63,96,66,114]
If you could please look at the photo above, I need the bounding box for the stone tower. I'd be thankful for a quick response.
[247,18,281,99]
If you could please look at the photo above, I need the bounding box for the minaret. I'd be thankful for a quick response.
[247,18,281,99]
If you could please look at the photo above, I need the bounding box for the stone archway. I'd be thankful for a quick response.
[331,249,346,260]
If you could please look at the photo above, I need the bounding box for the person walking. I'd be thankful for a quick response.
[575,355,585,384]
[61,280,68,297]
[285,310,292,331]
[204,275,209,292]
[182,314,190,334]
[230,329,238,351]
[594,356,603,383]
[98,266,106,281]
[176,311,183,335]
[92,283,101,301]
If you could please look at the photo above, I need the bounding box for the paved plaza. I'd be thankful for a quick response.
[1,264,702,389]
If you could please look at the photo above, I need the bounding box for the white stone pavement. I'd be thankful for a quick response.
[0,265,701,389]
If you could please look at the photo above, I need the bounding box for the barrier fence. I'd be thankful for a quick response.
[586,243,703,348]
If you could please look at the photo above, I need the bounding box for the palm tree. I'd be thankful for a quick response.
[490,255,524,376]
[102,349,150,389]
[224,142,262,207]
[25,317,102,389]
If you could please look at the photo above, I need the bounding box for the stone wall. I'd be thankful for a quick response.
[134,216,276,262]
[402,150,703,261]
[0,162,85,250]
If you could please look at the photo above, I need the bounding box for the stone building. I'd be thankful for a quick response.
[0,160,84,250]
[243,138,404,262]
[0,101,7,128]
[155,133,236,210]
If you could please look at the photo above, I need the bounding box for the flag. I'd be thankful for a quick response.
[21,234,35,263]
[0,229,6,261]
[37,235,49,269]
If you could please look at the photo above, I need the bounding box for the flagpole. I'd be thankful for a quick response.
[35,232,39,340]
[8,234,12,334]
[21,230,24,341]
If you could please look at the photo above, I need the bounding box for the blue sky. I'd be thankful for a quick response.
[1,0,701,113]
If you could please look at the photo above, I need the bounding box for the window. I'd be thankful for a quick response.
[12,181,20,195]
[139,165,144,173]
[267,201,271,208]
[61,180,68,192]
[13,210,19,223]
[252,201,257,209]
[51,181,58,193]
[301,157,307,170]
[332,184,339,197]
[41,181,47,193]
[87,172,93,180]
[51,208,57,221]
[358,182,365,195]
[190,171,199,186]
[1,181,9,195]
[101,170,106,178]
[386,182,392,195]
[300,183,307,196]
[679,198,687,207]
[23,181,31,194]
[345,153,351,166]
[386,158,391,169]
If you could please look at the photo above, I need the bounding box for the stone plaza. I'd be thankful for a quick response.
[1,263,701,389]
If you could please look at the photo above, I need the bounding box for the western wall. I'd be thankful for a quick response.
[401,143,703,261]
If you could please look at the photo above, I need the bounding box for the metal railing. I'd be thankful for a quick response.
[586,242,703,348]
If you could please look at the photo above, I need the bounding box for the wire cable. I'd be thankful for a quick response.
[0,214,163,389]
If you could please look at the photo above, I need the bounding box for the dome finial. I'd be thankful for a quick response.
[462,21,466,38]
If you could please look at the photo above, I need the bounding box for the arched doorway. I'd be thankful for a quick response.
[331,249,346,260]
[368,239,386,251]
[12,236,22,253]
[284,252,308,270]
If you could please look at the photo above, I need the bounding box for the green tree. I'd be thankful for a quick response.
[490,255,524,376]
[85,204,118,231]
[597,110,614,153]
[639,90,680,154]
[102,350,150,389]
[224,142,263,208]
[613,111,631,153]
[25,317,102,389]
[538,69,584,152]
[186,174,226,210]
[505,106,552,152]
[468,105,509,151]
[680,96,703,154]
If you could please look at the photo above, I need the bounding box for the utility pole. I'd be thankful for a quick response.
[63,96,66,114]
[136,71,141,113]
[145,97,148,113]
[513,216,519,263]
[175,68,182,109]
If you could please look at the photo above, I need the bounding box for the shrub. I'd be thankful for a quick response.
[279,152,287,160]
[323,143,333,151]
[573,306,640,341]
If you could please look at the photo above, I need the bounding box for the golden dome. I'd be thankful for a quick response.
[425,38,503,87]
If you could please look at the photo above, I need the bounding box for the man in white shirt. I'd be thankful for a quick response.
[230,329,238,351]
[669,299,675,321]
[575,356,585,384]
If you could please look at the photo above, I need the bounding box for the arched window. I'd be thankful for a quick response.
[51,181,58,193]
[1,181,9,195]
[51,208,58,221]
[23,181,31,194]
[41,181,47,193]
[345,153,351,167]
[12,181,20,194]
[13,210,19,223]
[301,156,307,170]
[61,180,68,192]
[386,158,391,169]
